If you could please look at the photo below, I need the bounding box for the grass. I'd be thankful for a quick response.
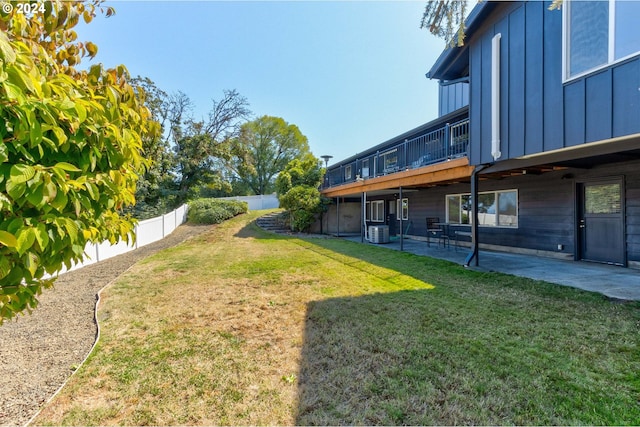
[34,210,640,425]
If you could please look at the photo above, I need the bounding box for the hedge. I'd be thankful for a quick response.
[187,198,248,224]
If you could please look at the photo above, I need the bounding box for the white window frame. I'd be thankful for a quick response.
[381,148,398,173]
[344,164,352,181]
[362,159,370,178]
[446,189,518,228]
[563,0,640,82]
[396,198,409,221]
[370,200,385,223]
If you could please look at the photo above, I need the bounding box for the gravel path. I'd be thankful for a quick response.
[0,223,213,427]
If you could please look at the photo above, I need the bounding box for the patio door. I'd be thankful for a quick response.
[578,179,625,266]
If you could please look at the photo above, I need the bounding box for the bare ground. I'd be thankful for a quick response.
[0,223,213,427]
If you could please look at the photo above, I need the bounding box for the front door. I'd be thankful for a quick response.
[578,179,625,265]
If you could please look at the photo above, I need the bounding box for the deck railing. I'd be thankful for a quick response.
[323,118,469,189]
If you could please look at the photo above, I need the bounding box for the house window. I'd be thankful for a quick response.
[344,165,352,181]
[365,201,371,221]
[371,200,385,222]
[564,0,640,80]
[381,149,398,173]
[396,198,409,221]
[362,159,370,178]
[585,183,621,214]
[478,192,496,226]
[497,190,518,227]
[446,190,517,227]
[446,194,471,225]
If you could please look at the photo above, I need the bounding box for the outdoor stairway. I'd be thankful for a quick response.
[256,212,290,234]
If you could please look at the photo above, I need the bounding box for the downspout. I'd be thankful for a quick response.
[464,164,491,267]
[464,32,501,266]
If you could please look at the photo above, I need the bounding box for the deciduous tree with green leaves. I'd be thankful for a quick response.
[275,154,327,232]
[128,77,186,218]
[229,115,311,195]
[173,89,251,204]
[0,1,155,322]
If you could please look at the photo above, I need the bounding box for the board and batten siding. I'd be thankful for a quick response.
[439,82,470,117]
[565,59,640,145]
[467,1,640,166]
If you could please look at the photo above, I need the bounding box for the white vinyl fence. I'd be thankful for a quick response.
[51,204,189,276]
[218,194,279,210]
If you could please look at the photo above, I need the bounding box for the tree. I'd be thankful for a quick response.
[421,0,563,47]
[173,90,251,204]
[127,77,178,218]
[128,79,197,218]
[421,1,469,47]
[229,116,311,195]
[0,1,155,322]
[276,155,327,232]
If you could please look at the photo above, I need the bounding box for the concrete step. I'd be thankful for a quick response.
[256,212,290,233]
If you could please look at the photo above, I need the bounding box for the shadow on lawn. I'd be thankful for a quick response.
[236,221,640,425]
[294,289,445,426]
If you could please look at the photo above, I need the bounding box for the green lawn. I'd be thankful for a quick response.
[35,211,640,425]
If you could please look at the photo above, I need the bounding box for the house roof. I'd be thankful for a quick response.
[426,1,497,81]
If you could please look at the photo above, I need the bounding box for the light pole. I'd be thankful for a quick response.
[320,155,333,235]
[320,155,333,187]
[320,155,333,169]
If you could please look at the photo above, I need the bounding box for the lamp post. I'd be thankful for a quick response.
[320,155,333,235]
[320,155,333,169]
[320,155,333,187]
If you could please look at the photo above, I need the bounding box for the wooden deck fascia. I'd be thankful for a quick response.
[321,157,474,198]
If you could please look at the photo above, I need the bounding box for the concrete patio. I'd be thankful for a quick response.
[342,235,640,301]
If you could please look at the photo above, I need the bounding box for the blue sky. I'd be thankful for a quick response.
[76,1,447,164]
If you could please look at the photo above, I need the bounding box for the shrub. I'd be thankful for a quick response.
[276,156,327,232]
[187,199,248,224]
[278,186,327,232]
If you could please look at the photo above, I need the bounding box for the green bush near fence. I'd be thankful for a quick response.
[187,199,248,224]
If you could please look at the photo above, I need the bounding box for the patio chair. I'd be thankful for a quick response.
[426,217,449,248]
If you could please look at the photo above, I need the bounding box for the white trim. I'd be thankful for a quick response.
[396,198,409,221]
[370,200,385,222]
[563,0,640,83]
[491,33,502,161]
[445,189,519,229]
[564,52,640,83]
[562,1,568,83]
[516,131,640,160]
[344,164,352,181]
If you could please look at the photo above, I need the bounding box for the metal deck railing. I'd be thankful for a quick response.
[323,118,469,189]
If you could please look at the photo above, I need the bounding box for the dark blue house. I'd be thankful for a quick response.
[321,0,640,268]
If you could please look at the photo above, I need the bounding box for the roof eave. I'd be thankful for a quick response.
[426,1,496,81]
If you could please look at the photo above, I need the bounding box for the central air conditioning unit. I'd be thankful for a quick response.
[369,225,390,244]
